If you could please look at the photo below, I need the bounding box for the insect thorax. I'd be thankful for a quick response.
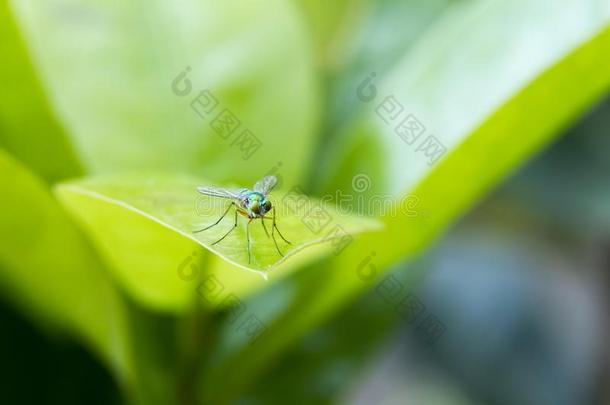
[240,191,269,216]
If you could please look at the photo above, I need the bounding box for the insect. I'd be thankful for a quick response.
[194,175,291,263]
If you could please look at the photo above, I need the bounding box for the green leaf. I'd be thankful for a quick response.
[309,0,455,191]
[0,2,82,183]
[0,148,134,384]
[334,0,456,108]
[199,1,610,401]
[321,0,610,197]
[55,173,381,312]
[9,0,318,185]
[295,0,369,68]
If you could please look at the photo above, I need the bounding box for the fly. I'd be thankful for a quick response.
[194,175,291,263]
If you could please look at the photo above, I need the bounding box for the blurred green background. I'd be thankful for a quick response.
[0,0,609,404]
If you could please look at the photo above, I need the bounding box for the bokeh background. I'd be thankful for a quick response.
[0,1,609,404]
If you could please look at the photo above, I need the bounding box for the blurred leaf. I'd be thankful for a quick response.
[0,148,133,385]
[307,0,456,193]
[55,173,381,312]
[322,0,455,132]
[295,0,369,68]
[9,0,318,185]
[200,1,610,401]
[0,301,123,405]
[503,98,610,233]
[321,0,610,197]
[240,267,411,404]
[0,2,82,183]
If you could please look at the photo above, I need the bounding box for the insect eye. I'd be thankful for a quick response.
[264,201,272,211]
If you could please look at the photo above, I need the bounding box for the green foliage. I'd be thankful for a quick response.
[0,2,82,183]
[10,0,318,185]
[55,173,380,312]
[0,0,608,403]
[0,149,134,384]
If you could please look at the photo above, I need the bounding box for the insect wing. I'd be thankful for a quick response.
[196,186,240,200]
[253,175,278,195]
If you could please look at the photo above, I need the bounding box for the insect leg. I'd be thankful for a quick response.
[211,205,239,245]
[194,202,235,233]
[271,229,284,258]
[268,207,288,258]
[246,218,253,263]
[260,217,270,239]
[272,206,291,245]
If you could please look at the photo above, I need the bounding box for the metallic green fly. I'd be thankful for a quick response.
[194,175,291,263]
